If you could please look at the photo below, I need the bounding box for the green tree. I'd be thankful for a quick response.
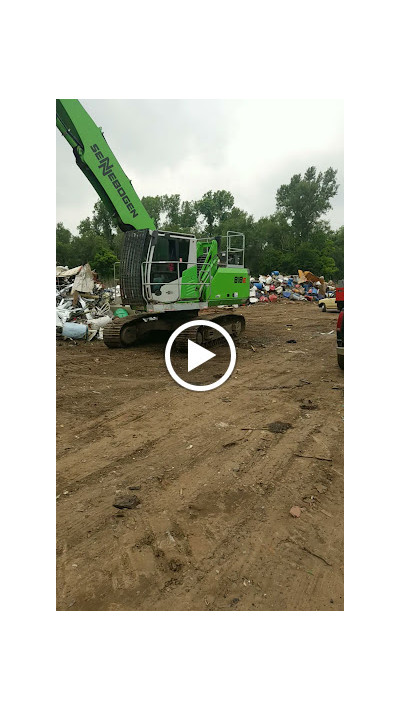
[56,222,74,266]
[141,194,199,234]
[91,200,116,245]
[276,167,339,243]
[319,255,338,280]
[259,214,293,252]
[262,245,296,276]
[196,190,234,236]
[295,243,322,275]
[141,195,164,228]
[58,202,125,269]
[71,217,108,265]
[162,194,182,231]
[244,215,292,276]
[331,226,344,279]
[179,200,199,233]
[219,207,254,236]
[217,207,253,251]
[91,199,125,255]
[57,171,343,282]
[92,247,118,280]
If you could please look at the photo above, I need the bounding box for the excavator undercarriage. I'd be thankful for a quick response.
[103,310,245,349]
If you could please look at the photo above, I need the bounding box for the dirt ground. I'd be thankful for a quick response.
[56,301,344,611]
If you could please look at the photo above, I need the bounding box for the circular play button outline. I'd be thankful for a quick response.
[165,319,237,392]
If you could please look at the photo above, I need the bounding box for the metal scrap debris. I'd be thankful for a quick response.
[56,262,117,341]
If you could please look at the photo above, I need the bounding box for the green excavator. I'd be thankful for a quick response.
[56,99,250,348]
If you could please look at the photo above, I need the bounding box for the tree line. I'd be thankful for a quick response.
[56,166,344,281]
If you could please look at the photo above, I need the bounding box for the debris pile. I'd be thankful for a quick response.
[56,263,117,341]
[249,270,336,304]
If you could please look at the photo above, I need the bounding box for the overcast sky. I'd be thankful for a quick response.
[56,99,343,233]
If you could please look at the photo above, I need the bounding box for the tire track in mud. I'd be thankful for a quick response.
[57,303,343,611]
[59,411,341,609]
[144,418,341,610]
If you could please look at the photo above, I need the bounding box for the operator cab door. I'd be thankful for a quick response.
[148,234,192,304]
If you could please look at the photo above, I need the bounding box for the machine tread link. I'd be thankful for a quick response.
[103,311,245,349]
[173,312,245,350]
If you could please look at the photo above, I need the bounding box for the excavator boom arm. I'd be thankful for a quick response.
[56,99,155,232]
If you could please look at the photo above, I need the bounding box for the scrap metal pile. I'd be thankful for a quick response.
[56,263,118,341]
[249,270,336,304]
[56,262,338,343]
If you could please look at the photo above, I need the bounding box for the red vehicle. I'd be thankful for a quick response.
[336,281,344,311]
[337,309,344,369]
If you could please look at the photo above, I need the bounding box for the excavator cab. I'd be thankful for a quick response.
[119,228,247,312]
[149,233,191,294]
[120,229,200,308]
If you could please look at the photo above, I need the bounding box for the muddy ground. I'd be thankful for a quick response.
[56,301,344,611]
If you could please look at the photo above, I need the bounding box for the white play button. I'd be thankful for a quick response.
[164,319,237,392]
[187,339,216,372]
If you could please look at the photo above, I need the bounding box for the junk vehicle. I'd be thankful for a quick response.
[56,100,249,348]
[336,309,344,369]
[336,280,344,311]
[318,296,338,312]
